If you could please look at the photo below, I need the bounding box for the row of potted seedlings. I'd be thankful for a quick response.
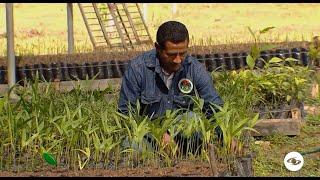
[0,47,310,84]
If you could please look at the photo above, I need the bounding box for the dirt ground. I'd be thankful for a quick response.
[0,161,218,177]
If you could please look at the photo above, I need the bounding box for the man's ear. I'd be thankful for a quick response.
[155,42,160,51]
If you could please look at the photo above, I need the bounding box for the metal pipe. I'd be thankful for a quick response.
[143,3,147,22]
[6,3,16,88]
[172,3,177,15]
[67,3,74,54]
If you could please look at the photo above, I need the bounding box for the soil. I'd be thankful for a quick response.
[0,161,224,177]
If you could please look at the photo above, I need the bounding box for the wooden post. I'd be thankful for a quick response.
[143,3,147,23]
[6,3,16,88]
[208,144,219,177]
[172,3,177,15]
[67,3,74,54]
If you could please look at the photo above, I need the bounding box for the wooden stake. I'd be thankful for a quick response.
[208,143,219,177]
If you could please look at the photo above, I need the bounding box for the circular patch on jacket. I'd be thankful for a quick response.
[178,78,193,94]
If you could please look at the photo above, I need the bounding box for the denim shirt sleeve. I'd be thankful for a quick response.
[118,62,142,115]
[193,62,224,117]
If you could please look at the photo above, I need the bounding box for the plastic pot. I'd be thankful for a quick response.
[275,49,286,60]
[204,54,216,72]
[256,51,267,68]
[0,66,6,84]
[196,54,206,66]
[231,53,241,70]
[290,48,303,66]
[118,60,129,76]
[110,60,121,78]
[60,62,71,81]
[16,66,26,84]
[41,63,53,82]
[76,63,90,80]
[50,63,61,81]
[100,61,109,79]
[91,62,102,79]
[213,53,225,71]
[105,61,114,79]
[223,53,236,70]
[65,63,75,81]
[300,48,309,66]
[240,52,249,68]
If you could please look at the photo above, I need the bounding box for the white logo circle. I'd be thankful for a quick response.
[283,152,304,171]
[178,78,193,94]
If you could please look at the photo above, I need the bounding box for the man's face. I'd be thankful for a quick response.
[156,39,188,74]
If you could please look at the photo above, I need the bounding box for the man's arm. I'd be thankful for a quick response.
[194,63,223,118]
[193,63,224,141]
[118,63,142,115]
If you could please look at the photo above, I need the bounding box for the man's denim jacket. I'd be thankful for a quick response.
[118,49,223,119]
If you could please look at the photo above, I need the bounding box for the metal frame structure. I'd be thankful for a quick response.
[77,3,153,51]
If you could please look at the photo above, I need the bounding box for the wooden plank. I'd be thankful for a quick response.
[122,3,141,44]
[311,82,319,99]
[252,118,302,137]
[107,3,129,51]
[0,84,9,95]
[0,78,122,94]
[92,3,112,47]
[135,3,153,43]
[252,108,303,137]
[78,3,97,49]
[55,78,122,92]
[304,104,320,116]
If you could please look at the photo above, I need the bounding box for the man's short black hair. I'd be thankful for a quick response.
[156,21,189,48]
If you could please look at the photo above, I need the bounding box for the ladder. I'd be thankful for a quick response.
[78,3,153,51]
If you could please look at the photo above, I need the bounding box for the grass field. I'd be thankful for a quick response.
[0,3,320,56]
[252,119,320,176]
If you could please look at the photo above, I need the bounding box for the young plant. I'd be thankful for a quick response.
[246,26,276,70]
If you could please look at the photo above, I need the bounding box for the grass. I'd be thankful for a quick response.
[1,3,320,56]
[252,119,320,177]
[251,74,320,177]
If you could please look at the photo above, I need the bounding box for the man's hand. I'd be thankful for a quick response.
[161,132,180,156]
[162,132,171,147]
[231,138,239,154]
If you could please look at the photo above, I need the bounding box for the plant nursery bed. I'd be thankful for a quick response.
[0,78,122,94]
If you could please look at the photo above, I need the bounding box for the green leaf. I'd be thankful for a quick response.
[247,26,256,39]
[286,95,292,102]
[0,97,5,113]
[42,152,57,166]
[260,44,277,51]
[251,44,260,59]
[269,57,283,63]
[246,55,255,70]
[284,57,299,62]
[282,82,290,88]
[259,26,275,34]
[23,133,39,148]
